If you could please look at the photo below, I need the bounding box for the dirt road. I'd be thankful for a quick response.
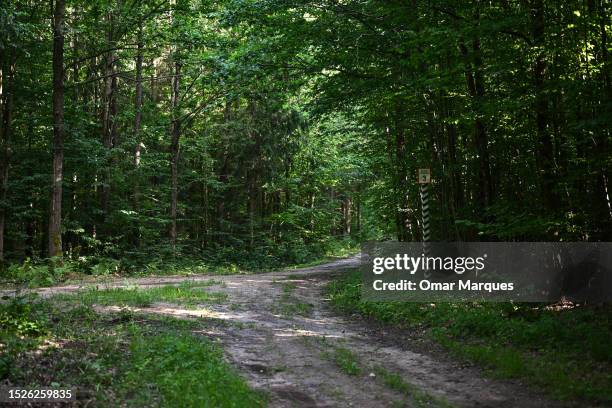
[17,258,563,407]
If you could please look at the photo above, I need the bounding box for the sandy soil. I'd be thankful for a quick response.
[11,258,568,408]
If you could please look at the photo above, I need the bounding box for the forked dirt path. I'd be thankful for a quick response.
[15,258,565,407]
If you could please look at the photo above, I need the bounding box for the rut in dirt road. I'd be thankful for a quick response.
[21,258,564,407]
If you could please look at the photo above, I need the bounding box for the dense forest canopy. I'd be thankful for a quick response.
[0,0,610,272]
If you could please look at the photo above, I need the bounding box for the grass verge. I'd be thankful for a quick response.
[54,281,228,308]
[0,294,264,407]
[326,270,612,405]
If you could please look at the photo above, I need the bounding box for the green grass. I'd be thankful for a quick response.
[326,270,612,404]
[373,366,452,408]
[331,346,361,375]
[281,282,298,293]
[322,346,362,376]
[275,301,314,317]
[55,282,228,308]
[271,281,314,317]
[319,342,449,407]
[0,295,264,407]
[125,329,264,407]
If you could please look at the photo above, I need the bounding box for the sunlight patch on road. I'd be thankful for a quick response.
[273,328,344,339]
[93,304,256,322]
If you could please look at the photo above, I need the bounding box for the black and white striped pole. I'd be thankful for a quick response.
[418,168,431,259]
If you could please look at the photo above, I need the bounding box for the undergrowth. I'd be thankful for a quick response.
[0,238,358,289]
[0,294,264,407]
[326,271,612,404]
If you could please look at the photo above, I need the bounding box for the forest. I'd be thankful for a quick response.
[0,0,611,407]
[0,0,609,272]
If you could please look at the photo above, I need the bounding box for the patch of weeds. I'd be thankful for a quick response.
[188,279,226,288]
[315,335,330,345]
[271,365,286,373]
[0,295,49,378]
[275,302,314,318]
[2,258,78,288]
[373,366,451,408]
[229,303,244,311]
[282,282,298,293]
[322,346,361,376]
[147,283,228,306]
[300,335,315,348]
[0,296,47,337]
[230,321,257,330]
[303,335,330,349]
[273,283,313,318]
[81,287,155,307]
[58,282,228,308]
[157,315,209,331]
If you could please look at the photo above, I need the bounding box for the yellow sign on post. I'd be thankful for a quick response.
[418,168,431,184]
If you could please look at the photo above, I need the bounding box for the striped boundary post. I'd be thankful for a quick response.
[417,168,432,275]
[420,183,431,242]
[421,184,431,255]
[420,181,431,275]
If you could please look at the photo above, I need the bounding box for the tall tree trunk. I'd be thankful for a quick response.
[169,60,181,251]
[459,34,493,210]
[48,0,65,258]
[355,192,361,233]
[202,167,209,249]
[25,123,35,258]
[597,0,612,230]
[101,17,117,221]
[248,172,256,248]
[0,53,15,262]
[310,193,315,232]
[330,187,336,236]
[133,30,144,244]
[531,0,556,211]
[71,6,80,99]
[344,197,352,235]
[394,125,412,242]
[134,29,144,174]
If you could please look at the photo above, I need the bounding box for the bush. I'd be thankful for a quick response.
[0,295,48,379]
